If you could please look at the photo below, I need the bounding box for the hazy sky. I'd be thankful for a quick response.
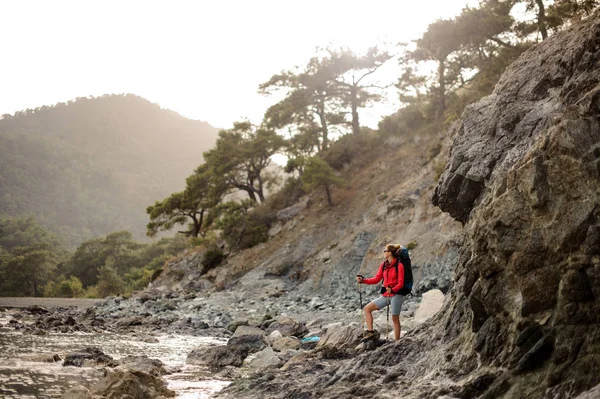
[1,0,478,129]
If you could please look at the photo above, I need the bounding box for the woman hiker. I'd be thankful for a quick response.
[356,244,405,341]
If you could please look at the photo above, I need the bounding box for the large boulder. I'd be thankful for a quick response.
[93,368,175,398]
[272,336,301,352]
[266,317,308,338]
[186,345,247,368]
[243,346,283,369]
[315,323,362,350]
[117,356,167,376]
[227,334,268,355]
[232,325,266,337]
[62,348,114,367]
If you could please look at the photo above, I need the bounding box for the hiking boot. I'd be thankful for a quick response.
[361,329,379,342]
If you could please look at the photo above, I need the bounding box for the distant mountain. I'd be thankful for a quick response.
[0,94,220,246]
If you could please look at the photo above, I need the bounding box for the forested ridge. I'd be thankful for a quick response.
[0,94,219,246]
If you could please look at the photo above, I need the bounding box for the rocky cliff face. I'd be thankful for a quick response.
[433,12,600,398]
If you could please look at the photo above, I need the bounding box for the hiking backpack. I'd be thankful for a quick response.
[395,246,414,295]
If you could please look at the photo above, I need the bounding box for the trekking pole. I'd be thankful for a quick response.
[358,280,365,331]
[386,293,390,344]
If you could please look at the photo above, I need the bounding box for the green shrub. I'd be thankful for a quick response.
[265,177,305,212]
[84,285,100,298]
[378,104,427,138]
[324,131,381,170]
[97,261,125,297]
[124,267,154,292]
[216,200,274,252]
[43,276,85,298]
[201,247,225,274]
[151,268,163,282]
[406,241,418,251]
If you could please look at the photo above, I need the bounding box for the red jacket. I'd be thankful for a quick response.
[363,259,404,297]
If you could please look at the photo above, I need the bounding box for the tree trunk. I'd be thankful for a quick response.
[317,101,329,151]
[350,86,360,135]
[246,190,258,202]
[256,174,266,203]
[437,59,447,119]
[536,0,548,40]
[190,209,205,238]
[198,209,205,236]
[234,184,258,202]
[324,183,333,207]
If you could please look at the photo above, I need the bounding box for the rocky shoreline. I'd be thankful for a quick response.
[0,287,441,398]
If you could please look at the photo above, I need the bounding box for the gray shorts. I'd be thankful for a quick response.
[372,295,404,316]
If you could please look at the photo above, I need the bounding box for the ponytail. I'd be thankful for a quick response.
[385,244,403,258]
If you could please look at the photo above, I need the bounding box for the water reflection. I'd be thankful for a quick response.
[0,312,230,398]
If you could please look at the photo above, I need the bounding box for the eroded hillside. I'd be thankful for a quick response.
[155,125,462,304]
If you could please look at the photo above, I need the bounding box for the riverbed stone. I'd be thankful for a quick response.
[227,333,268,354]
[268,330,283,344]
[244,346,283,369]
[93,368,175,398]
[213,313,233,328]
[272,336,301,352]
[232,325,265,337]
[227,319,249,333]
[266,316,308,337]
[63,347,115,367]
[186,345,247,367]
[118,355,167,376]
[26,305,49,314]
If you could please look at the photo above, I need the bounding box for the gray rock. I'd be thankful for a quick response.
[276,197,310,222]
[186,345,246,367]
[93,368,175,398]
[272,336,301,352]
[316,323,362,350]
[190,316,209,329]
[244,346,283,369]
[227,334,268,355]
[267,329,283,344]
[62,348,114,367]
[117,355,167,376]
[267,317,307,337]
[26,305,49,314]
[227,319,249,333]
[575,384,600,399]
[213,313,233,328]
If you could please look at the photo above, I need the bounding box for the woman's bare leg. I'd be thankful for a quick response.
[392,315,401,340]
[364,302,378,331]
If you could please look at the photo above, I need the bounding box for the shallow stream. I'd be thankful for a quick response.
[0,310,230,398]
